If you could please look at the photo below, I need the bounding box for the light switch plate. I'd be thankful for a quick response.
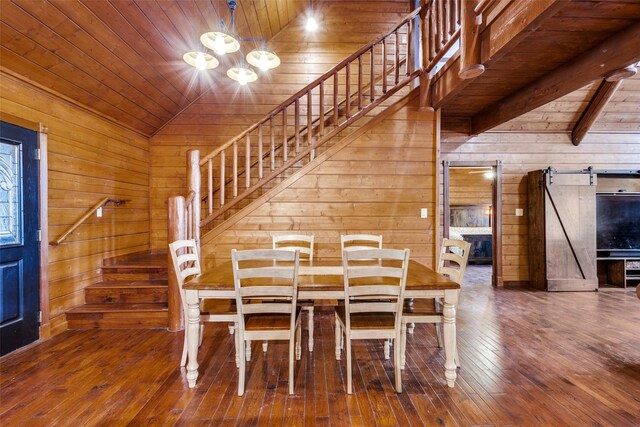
[420,208,428,218]
[97,207,103,218]
[515,208,523,217]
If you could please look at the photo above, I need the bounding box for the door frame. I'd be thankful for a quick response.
[443,160,503,286]
[0,114,49,339]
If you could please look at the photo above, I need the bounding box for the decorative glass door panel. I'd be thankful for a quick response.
[0,141,23,246]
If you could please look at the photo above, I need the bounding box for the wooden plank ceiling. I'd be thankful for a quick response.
[438,0,640,134]
[0,0,306,136]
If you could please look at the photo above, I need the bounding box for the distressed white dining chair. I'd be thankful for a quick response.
[169,239,238,368]
[231,248,302,396]
[272,234,315,352]
[335,248,410,394]
[400,238,470,369]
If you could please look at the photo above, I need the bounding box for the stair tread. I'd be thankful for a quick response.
[67,303,168,313]
[87,279,168,289]
[103,253,167,269]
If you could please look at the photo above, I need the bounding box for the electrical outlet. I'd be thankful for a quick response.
[97,207,103,218]
[515,208,524,217]
[401,35,407,44]
[420,208,428,218]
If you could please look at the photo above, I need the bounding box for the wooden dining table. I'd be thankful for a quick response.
[183,258,461,389]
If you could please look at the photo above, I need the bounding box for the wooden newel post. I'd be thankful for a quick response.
[186,149,201,254]
[459,0,485,79]
[168,195,186,332]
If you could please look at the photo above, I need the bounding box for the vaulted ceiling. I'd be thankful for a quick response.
[1,0,639,138]
[0,0,307,135]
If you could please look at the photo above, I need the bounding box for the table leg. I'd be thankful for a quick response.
[442,289,459,387]
[186,290,200,388]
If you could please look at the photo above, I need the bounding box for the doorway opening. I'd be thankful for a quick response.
[443,161,502,286]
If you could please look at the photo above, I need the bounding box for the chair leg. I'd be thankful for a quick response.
[401,323,407,370]
[454,349,460,368]
[180,329,188,367]
[288,331,295,395]
[307,306,314,352]
[346,332,353,394]
[384,339,391,360]
[198,323,204,347]
[335,315,342,360]
[296,323,302,361]
[408,322,415,335]
[263,340,268,353]
[435,323,443,348]
[246,340,252,362]
[238,331,246,396]
[234,322,240,368]
[394,331,402,393]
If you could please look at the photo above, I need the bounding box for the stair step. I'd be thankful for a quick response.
[85,280,168,304]
[66,303,168,329]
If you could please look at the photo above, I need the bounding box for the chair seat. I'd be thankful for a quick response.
[335,306,395,330]
[245,308,302,331]
[200,299,237,315]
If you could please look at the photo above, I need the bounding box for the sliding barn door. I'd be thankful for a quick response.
[543,173,597,291]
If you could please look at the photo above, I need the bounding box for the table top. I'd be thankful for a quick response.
[185,259,459,292]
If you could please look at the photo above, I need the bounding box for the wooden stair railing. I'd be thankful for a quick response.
[168,0,471,330]
[50,197,129,246]
[198,7,424,228]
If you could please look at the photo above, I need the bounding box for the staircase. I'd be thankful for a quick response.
[68,2,463,330]
[66,252,168,329]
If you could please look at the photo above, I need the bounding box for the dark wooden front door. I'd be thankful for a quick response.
[0,121,40,356]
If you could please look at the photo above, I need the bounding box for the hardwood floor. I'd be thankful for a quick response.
[2,266,639,426]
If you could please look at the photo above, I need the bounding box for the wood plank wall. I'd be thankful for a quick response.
[449,168,493,205]
[149,0,411,249]
[442,132,640,286]
[201,97,437,267]
[0,72,150,335]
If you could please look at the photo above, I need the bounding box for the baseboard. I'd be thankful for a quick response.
[503,281,529,288]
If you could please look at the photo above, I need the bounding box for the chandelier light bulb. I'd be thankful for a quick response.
[237,69,248,85]
[194,52,207,70]
[213,34,227,55]
[183,51,219,70]
[306,16,319,32]
[257,52,270,72]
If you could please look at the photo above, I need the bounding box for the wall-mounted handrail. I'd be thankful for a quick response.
[50,197,129,246]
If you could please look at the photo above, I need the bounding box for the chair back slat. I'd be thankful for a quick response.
[350,302,398,313]
[347,266,404,279]
[238,286,295,298]
[348,285,401,297]
[237,267,297,280]
[341,234,383,253]
[273,234,314,260]
[242,304,293,315]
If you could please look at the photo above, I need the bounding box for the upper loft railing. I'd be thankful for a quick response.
[168,0,491,329]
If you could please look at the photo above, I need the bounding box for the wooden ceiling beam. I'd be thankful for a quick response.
[470,22,640,136]
[572,64,638,145]
[571,79,621,146]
